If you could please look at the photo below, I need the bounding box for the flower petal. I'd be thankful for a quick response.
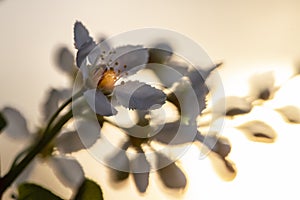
[55,47,75,76]
[276,105,300,123]
[1,107,30,139]
[224,96,252,116]
[76,42,97,68]
[131,153,150,193]
[189,63,221,82]
[42,89,60,122]
[107,145,130,182]
[148,42,173,64]
[83,89,117,116]
[187,69,209,111]
[152,121,197,145]
[133,172,149,193]
[237,120,277,143]
[147,61,188,88]
[56,131,85,153]
[171,77,206,122]
[74,21,94,50]
[196,133,231,158]
[75,118,101,148]
[113,81,166,110]
[209,154,237,181]
[249,71,275,100]
[49,156,84,188]
[74,21,96,67]
[130,151,150,173]
[42,88,72,122]
[185,64,221,116]
[106,45,148,76]
[156,153,187,189]
[57,88,72,100]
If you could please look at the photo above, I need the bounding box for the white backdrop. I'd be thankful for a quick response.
[0,0,300,199]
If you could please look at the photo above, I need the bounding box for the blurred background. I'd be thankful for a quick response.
[0,0,300,199]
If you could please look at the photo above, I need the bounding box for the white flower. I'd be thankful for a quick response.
[73,22,167,116]
[1,104,86,190]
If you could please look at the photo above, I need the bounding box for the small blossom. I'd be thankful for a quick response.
[1,102,86,191]
[74,22,167,116]
[72,22,236,195]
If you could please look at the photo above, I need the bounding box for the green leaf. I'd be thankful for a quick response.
[75,179,103,200]
[17,183,63,200]
[0,112,7,132]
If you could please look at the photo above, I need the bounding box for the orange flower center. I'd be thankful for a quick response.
[97,68,118,93]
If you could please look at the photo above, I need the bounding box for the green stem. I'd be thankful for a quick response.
[10,147,31,170]
[44,89,82,135]
[0,89,83,198]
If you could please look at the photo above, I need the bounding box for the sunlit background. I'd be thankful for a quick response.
[1,0,300,199]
